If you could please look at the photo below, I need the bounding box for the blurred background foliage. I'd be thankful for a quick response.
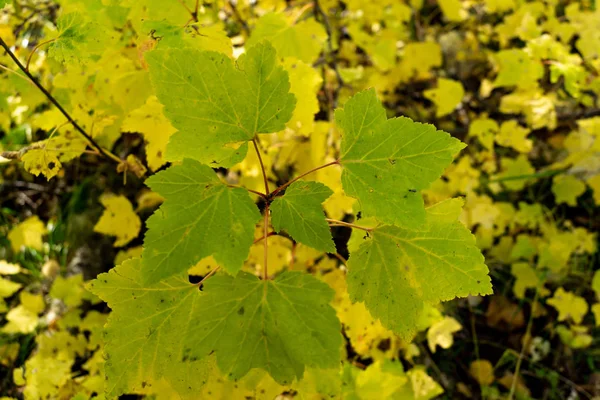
[1,0,600,398]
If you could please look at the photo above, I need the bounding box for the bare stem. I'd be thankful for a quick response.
[508,288,540,400]
[0,37,118,162]
[195,266,220,286]
[252,138,270,195]
[263,203,269,280]
[228,184,267,200]
[253,231,276,244]
[25,38,55,71]
[271,159,339,197]
[326,218,373,232]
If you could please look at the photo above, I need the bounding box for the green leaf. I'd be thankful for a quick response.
[194,270,342,385]
[271,181,335,253]
[141,159,261,283]
[146,41,296,167]
[88,258,342,394]
[335,89,465,226]
[48,12,112,63]
[346,199,491,338]
[86,258,212,398]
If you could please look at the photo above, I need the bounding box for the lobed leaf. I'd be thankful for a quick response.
[271,181,336,253]
[88,258,342,396]
[141,159,261,283]
[347,199,492,338]
[335,89,465,226]
[146,41,296,167]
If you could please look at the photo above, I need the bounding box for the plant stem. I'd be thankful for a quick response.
[196,266,220,286]
[0,37,118,162]
[263,203,269,280]
[271,159,339,197]
[252,138,270,195]
[508,288,539,400]
[228,184,267,200]
[326,218,373,232]
[253,231,276,244]
[25,37,55,71]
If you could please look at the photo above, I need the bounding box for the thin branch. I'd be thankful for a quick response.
[228,0,250,35]
[508,289,540,400]
[292,2,314,23]
[333,252,347,265]
[263,203,270,280]
[270,159,339,197]
[25,37,55,71]
[195,266,220,286]
[326,218,373,232]
[176,0,195,18]
[253,231,276,244]
[0,63,34,84]
[252,138,270,195]
[313,0,347,106]
[0,37,117,162]
[228,184,268,200]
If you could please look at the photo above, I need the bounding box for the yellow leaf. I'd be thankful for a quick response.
[408,368,444,399]
[13,367,25,386]
[511,262,548,299]
[424,78,464,117]
[495,120,532,153]
[496,155,535,191]
[592,303,600,327]
[492,49,543,89]
[547,287,588,324]
[21,145,62,179]
[0,278,22,298]
[282,58,323,135]
[93,194,141,247]
[115,246,143,266]
[400,42,442,80]
[438,0,467,21]
[556,324,593,349]
[8,216,47,253]
[136,190,164,212]
[427,316,462,352]
[586,174,600,204]
[469,117,498,150]
[0,260,21,275]
[552,175,586,206]
[2,306,39,334]
[469,359,495,386]
[121,96,177,171]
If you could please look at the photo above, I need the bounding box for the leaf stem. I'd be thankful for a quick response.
[253,231,276,244]
[508,288,539,400]
[263,203,269,280]
[271,159,340,197]
[228,184,268,200]
[195,266,220,287]
[25,37,56,71]
[326,218,373,232]
[252,138,270,195]
[0,37,118,163]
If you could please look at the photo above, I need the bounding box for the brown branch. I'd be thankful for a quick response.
[253,231,276,244]
[270,159,339,198]
[25,37,55,71]
[252,138,270,195]
[263,203,270,280]
[228,184,268,200]
[326,218,373,232]
[228,0,250,35]
[195,266,220,286]
[0,36,117,162]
